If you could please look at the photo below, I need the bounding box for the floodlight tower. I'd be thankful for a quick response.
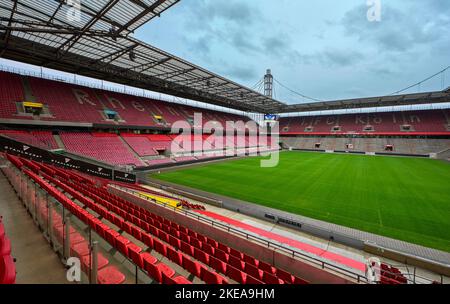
[264,69,273,98]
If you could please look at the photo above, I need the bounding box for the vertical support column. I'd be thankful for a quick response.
[32,184,39,225]
[64,216,71,261]
[91,241,99,284]
[48,198,54,245]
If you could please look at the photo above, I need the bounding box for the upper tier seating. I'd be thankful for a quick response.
[280,110,450,135]
[60,132,144,166]
[0,71,253,129]
[0,72,24,120]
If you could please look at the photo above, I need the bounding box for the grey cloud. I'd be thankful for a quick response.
[263,35,289,56]
[219,65,258,82]
[319,49,365,67]
[341,3,448,52]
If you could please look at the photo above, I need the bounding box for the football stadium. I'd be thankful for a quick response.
[0,0,449,291]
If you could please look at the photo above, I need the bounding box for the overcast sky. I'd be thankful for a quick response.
[135,0,450,104]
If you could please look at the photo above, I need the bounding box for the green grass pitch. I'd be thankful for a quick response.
[153,152,450,252]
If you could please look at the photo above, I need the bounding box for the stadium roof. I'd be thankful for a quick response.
[277,91,450,114]
[0,0,286,113]
[0,1,449,115]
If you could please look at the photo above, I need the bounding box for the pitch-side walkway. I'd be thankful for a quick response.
[196,210,366,271]
[146,178,450,267]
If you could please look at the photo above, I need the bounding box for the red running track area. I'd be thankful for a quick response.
[195,210,366,272]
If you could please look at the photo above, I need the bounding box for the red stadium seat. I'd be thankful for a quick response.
[229,248,243,260]
[130,225,142,241]
[71,241,90,258]
[127,243,143,266]
[201,267,228,284]
[209,256,227,274]
[182,257,205,277]
[148,225,158,237]
[244,263,263,280]
[168,235,181,249]
[153,238,168,256]
[218,243,230,254]
[97,266,125,284]
[243,254,259,267]
[121,222,133,235]
[226,265,247,284]
[276,269,294,284]
[0,255,16,284]
[141,232,154,249]
[190,238,202,250]
[187,229,197,239]
[115,236,131,256]
[147,263,175,283]
[214,249,229,264]
[263,271,284,284]
[0,236,12,256]
[142,253,158,271]
[157,230,169,243]
[180,241,194,256]
[194,248,210,265]
[167,247,183,265]
[169,227,180,239]
[229,255,245,271]
[259,260,276,275]
[104,229,121,247]
[202,243,215,256]
[0,222,5,239]
[206,238,218,248]
[180,233,190,244]
[80,253,109,272]
[66,232,86,247]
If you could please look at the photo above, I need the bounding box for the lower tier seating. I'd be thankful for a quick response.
[60,132,145,167]
[4,153,309,284]
[0,130,58,150]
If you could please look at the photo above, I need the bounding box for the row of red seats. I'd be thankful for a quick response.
[54,176,222,284]
[0,216,16,284]
[0,130,59,150]
[70,176,308,284]
[60,132,145,166]
[379,263,407,284]
[9,155,307,284]
[32,164,193,285]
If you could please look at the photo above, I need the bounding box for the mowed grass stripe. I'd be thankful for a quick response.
[153,152,450,252]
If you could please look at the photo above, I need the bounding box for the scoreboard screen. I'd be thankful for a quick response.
[264,114,278,121]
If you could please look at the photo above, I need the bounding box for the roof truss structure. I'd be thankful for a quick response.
[0,0,286,113]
